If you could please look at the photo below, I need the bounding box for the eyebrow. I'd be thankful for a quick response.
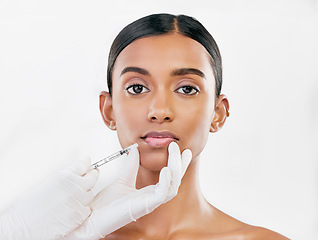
[171,68,206,79]
[120,67,150,76]
[120,66,205,79]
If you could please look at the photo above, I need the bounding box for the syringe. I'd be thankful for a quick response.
[91,143,138,169]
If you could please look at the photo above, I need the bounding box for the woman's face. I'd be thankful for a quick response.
[102,33,226,171]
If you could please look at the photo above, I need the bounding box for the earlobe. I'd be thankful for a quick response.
[109,120,117,130]
[209,95,229,133]
[100,91,116,131]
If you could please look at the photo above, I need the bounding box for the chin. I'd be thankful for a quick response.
[139,148,169,172]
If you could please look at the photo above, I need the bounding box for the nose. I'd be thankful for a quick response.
[147,92,175,123]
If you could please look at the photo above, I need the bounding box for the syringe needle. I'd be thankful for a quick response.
[91,143,138,169]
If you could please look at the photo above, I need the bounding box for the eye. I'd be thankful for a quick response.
[176,85,200,95]
[126,84,149,95]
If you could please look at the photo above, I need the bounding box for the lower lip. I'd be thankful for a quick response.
[143,137,175,147]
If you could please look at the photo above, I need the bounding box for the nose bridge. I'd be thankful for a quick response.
[148,87,174,122]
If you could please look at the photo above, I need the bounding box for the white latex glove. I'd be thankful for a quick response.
[66,142,192,240]
[0,157,99,240]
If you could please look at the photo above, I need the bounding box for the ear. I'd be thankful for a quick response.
[210,94,230,133]
[100,91,116,130]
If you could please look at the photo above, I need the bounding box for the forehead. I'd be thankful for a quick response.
[112,33,213,79]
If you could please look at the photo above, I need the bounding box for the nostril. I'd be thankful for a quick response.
[151,116,157,120]
[164,117,170,121]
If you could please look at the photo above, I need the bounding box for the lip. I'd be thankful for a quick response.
[141,131,179,147]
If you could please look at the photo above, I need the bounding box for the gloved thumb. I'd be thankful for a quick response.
[117,146,140,187]
[67,156,92,176]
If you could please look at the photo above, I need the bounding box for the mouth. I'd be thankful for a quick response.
[141,131,179,147]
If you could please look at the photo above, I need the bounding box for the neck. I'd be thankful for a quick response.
[131,156,212,237]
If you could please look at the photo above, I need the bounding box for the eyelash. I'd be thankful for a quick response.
[175,85,200,95]
[126,84,150,95]
[125,84,200,95]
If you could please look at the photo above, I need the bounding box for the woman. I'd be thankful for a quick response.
[98,13,289,239]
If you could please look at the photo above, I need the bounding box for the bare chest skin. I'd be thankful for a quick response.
[102,223,289,240]
[99,161,290,240]
[101,206,290,240]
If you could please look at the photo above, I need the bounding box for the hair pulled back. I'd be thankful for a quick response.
[107,13,222,97]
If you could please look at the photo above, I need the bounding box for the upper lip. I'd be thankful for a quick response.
[141,131,179,140]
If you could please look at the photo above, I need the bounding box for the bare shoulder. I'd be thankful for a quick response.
[185,207,291,240]
[209,207,290,240]
[169,225,290,240]
[237,225,290,240]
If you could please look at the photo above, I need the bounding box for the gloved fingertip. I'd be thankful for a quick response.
[119,145,140,186]
[80,156,92,164]
[85,167,100,179]
[79,156,93,174]
[128,146,139,159]
[168,141,179,154]
[126,146,140,170]
[82,168,100,191]
[68,156,92,176]
[182,149,192,160]
[167,142,181,170]
[181,149,192,178]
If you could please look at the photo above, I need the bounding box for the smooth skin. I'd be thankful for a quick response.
[99,33,289,239]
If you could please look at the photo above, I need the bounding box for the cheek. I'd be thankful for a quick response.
[112,97,146,146]
[178,99,214,158]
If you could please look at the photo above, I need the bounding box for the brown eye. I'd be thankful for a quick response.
[176,85,199,95]
[126,84,149,95]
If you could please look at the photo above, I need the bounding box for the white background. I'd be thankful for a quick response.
[0,0,317,239]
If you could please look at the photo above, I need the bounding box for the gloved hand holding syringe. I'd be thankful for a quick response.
[0,142,192,240]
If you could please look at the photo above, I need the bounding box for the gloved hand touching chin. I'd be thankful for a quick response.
[0,142,192,240]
